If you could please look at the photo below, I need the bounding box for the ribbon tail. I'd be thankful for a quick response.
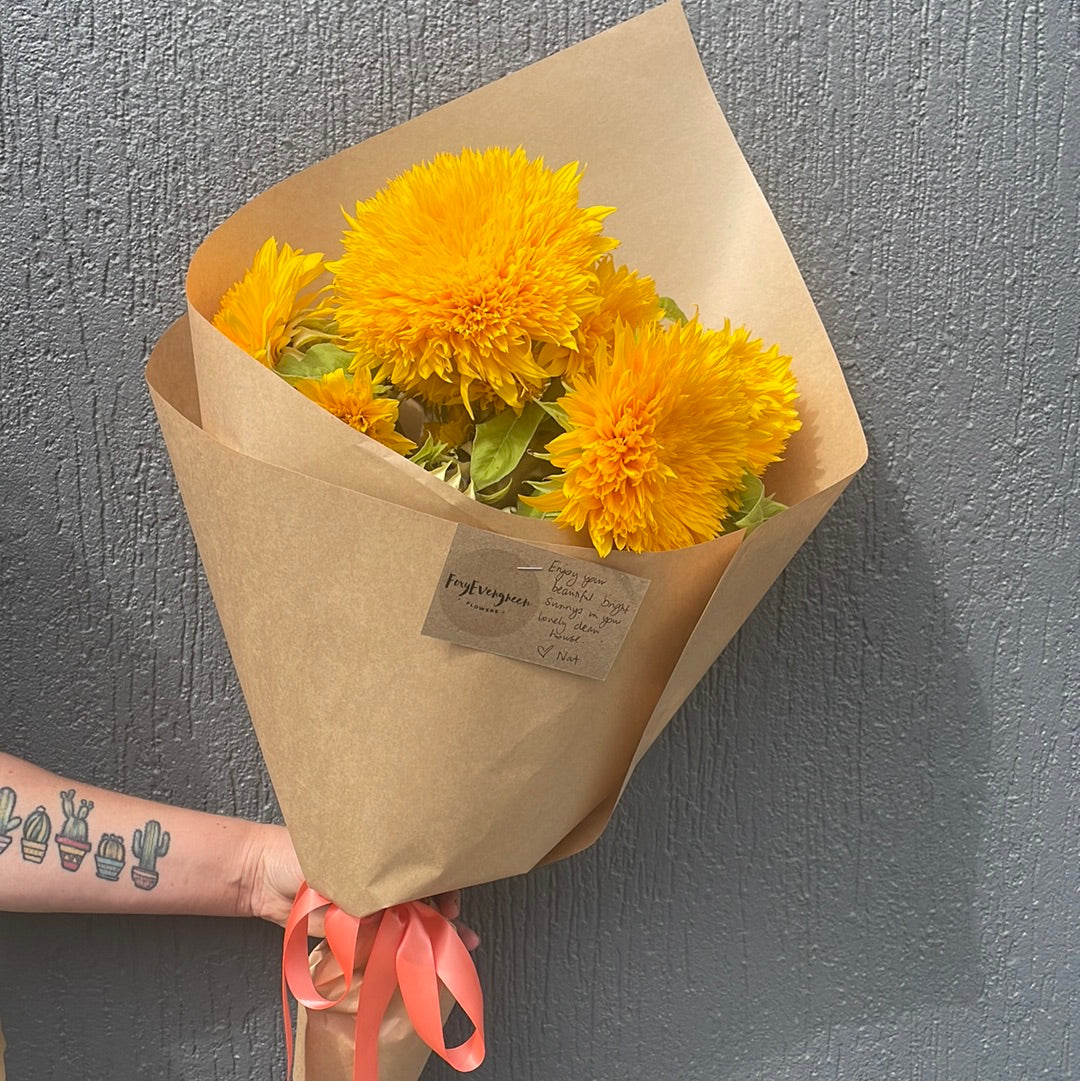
[398,902,486,1072]
[353,906,408,1081]
[282,883,364,1079]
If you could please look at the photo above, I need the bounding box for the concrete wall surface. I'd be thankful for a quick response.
[1,0,1077,1078]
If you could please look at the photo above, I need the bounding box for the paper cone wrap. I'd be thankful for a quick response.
[148,0,866,920]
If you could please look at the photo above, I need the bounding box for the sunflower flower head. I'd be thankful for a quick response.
[294,367,415,456]
[525,318,798,556]
[722,321,801,473]
[213,237,325,368]
[538,256,663,384]
[327,147,618,415]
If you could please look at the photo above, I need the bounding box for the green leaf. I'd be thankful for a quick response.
[469,401,545,492]
[408,435,470,492]
[658,296,689,324]
[432,462,469,492]
[731,473,787,533]
[535,398,571,431]
[408,433,447,470]
[476,475,516,506]
[275,343,355,383]
[523,477,562,496]
[290,318,339,350]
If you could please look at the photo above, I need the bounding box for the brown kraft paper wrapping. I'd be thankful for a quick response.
[147,0,866,930]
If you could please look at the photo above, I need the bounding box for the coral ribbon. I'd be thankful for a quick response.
[282,883,485,1081]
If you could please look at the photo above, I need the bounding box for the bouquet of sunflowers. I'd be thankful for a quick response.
[211,146,800,560]
[146,4,866,1079]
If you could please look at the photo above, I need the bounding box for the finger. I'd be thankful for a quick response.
[434,890,462,921]
[454,919,481,952]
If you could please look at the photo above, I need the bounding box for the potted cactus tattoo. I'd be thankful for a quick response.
[21,805,51,863]
[94,833,126,881]
[55,789,94,871]
[131,819,170,890]
[0,786,21,855]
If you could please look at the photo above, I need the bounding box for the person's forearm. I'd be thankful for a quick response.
[0,753,262,918]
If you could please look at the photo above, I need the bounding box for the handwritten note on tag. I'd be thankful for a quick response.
[421,524,649,680]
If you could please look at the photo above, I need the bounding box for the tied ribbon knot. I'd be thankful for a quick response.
[283,883,485,1081]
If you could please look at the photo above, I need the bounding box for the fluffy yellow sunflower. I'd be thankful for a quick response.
[294,367,415,456]
[327,147,618,414]
[538,256,663,384]
[526,319,798,556]
[213,237,325,367]
[723,322,801,473]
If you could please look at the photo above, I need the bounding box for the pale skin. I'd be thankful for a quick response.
[0,753,479,947]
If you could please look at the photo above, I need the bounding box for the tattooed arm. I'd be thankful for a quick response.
[0,753,480,946]
[0,753,302,925]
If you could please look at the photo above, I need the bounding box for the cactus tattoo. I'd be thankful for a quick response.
[4,783,174,893]
[131,819,170,890]
[21,805,51,863]
[0,786,21,855]
[94,832,127,881]
[55,789,94,871]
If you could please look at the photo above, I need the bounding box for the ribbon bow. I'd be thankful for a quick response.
[283,883,485,1081]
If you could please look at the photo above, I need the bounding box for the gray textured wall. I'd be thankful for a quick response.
[1,0,1077,1078]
